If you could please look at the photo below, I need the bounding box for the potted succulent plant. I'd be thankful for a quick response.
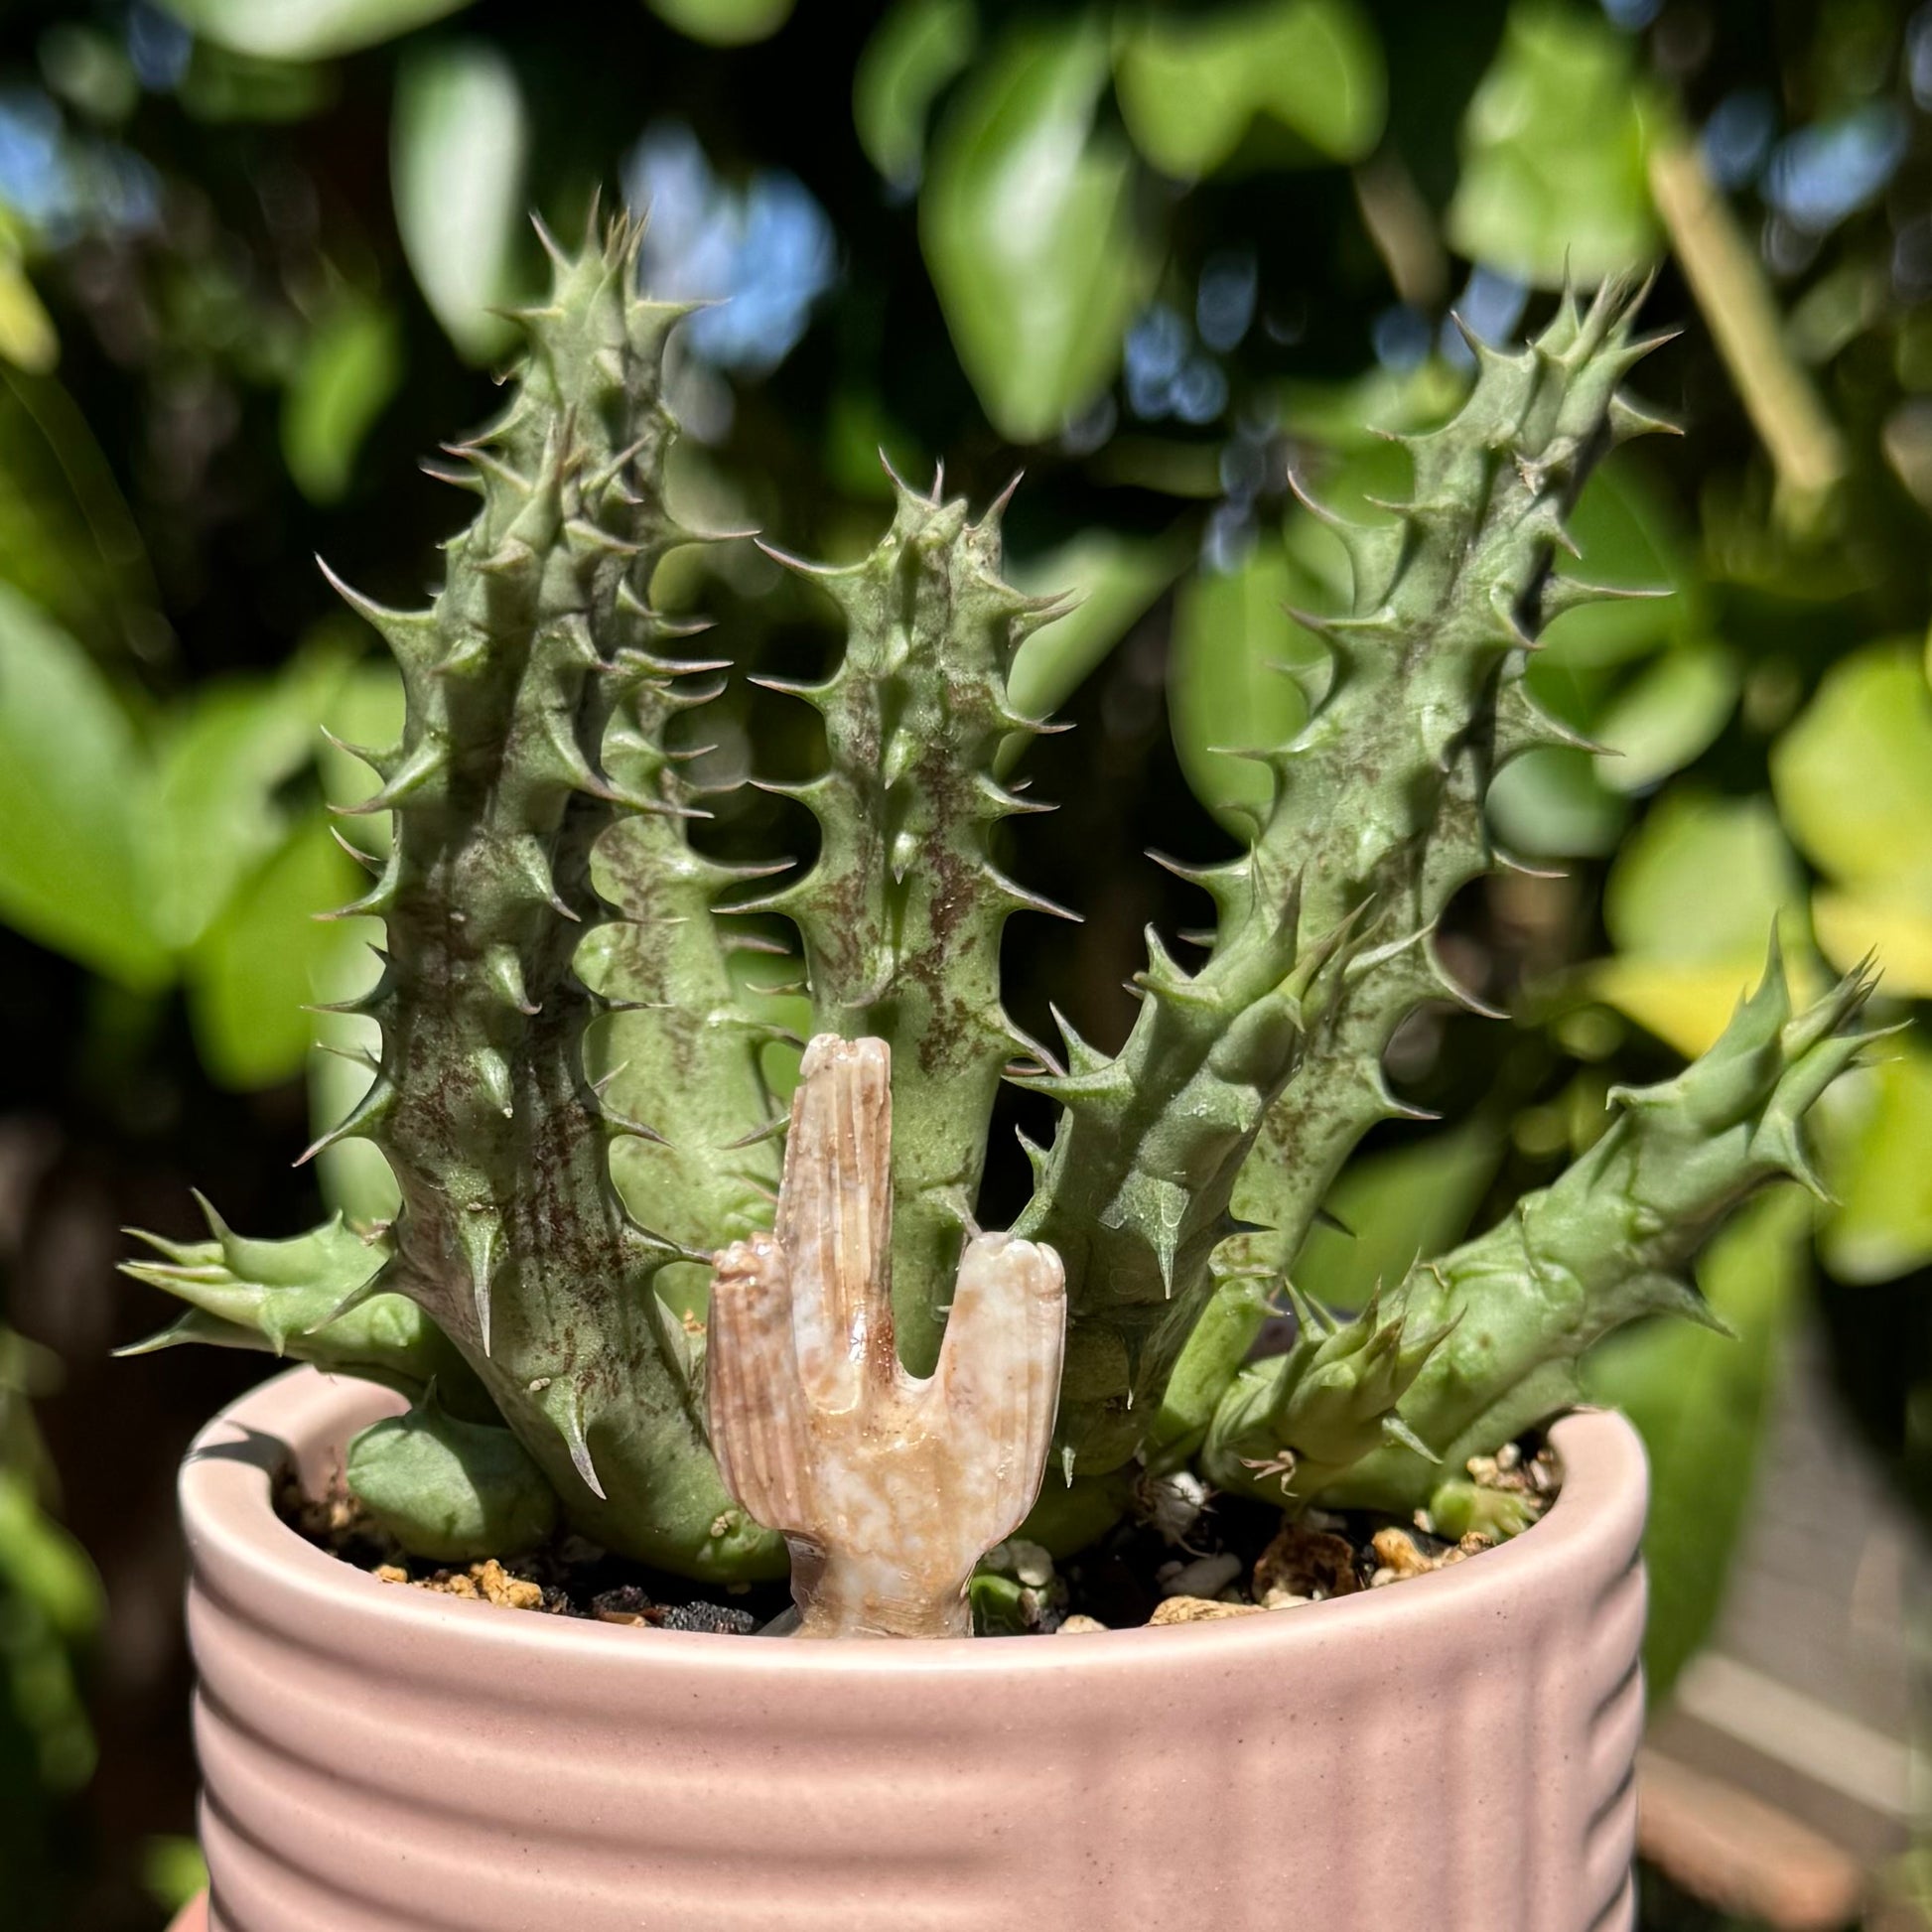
[126,217,1878,1931]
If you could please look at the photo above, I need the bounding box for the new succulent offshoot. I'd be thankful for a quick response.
[124,217,1885,1632]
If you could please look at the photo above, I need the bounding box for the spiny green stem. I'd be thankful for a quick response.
[1207,950,1881,1512]
[750,475,1066,1373]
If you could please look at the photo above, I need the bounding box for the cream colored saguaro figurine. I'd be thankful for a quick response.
[705,1035,1066,1638]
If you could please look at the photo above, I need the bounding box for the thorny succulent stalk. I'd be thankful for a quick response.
[125,218,1885,1619]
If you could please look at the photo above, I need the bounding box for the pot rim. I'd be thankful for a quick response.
[181,1365,1647,1677]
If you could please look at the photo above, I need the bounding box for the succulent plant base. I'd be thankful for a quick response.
[182,1366,1644,1932]
[277,1423,1556,1637]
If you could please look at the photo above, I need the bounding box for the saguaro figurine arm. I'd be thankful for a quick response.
[706,1036,1066,1638]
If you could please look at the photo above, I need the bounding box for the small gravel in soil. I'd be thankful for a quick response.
[277,1469,785,1632]
[277,1438,1558,1636]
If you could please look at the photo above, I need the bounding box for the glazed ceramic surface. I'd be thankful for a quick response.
[182,1367,1645,1932]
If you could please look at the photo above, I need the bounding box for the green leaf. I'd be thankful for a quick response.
[282,293,404,503]
[1587,958,1792,1061]
[391,41,527,363]
[0,585,169,988]
[1820,1039,1932,1286]
[920,20,1160,444]
[1592,643,1740,795]
[158,0,477,61]
[1295,1124,1504,1312]
[646,0,793,47]
[1113,0,1386,180]
[1810,885,1932,996]
[1584,1186,1808,1706]
[1592,786,1808,1055]
[1770,643,1932,895]
[1486,745,1628,860]
[0,250,57,375]
[854,0,978,188]
[1167,536,1327,831]
[1447,0,1660,290]
[1602,788,1802,964]
[141,1838,209,1916]
[0,1470,101,1641]
[186,812,360,1090]
[1007,527,1187,725]
[142,647,351,952]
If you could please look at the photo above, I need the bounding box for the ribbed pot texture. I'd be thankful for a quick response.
[181,1367,1646,1932]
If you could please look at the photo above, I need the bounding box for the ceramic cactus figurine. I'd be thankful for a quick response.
[125,215,1884,1626]
[707,1035,1065,1637]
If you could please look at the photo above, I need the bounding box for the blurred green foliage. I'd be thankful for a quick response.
[0,1329,104,1925]
[0,0,1925,1924]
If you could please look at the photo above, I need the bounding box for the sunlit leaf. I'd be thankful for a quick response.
[1592,787,1808,1054]
[1819,1041,1932,1285]
[1592,643,1739,795]
[1821,1051,1932,1302]
[647,0,793,47]
[1295,1124,1503,1312]
[1602,788,1802,963]
[1586,957,1775,1059]
[1771,642,1932,893]
[0,585,168,988]
[920,20,1160,443]
[142,1838,209,1917]
[1811,885,1932,996]
[1585,1186,1808,1706]
[188,811,360,1090]
[0,252,57,374]
[392,40,527,362]
[282,294,404,503]
[1167,536,1326,830]
[1113,0,1385,181]
[854,0,978,189]
[159,0,476,61]
[1448,0,1660,289]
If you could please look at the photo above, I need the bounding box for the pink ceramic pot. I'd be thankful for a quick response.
[181,1366,1646,1931]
